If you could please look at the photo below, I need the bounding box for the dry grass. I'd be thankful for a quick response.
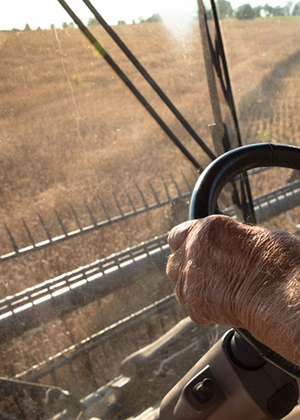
[1,17,300,396]
[0,24,211,214]
[0,22,213,295]
[1,19,300,293]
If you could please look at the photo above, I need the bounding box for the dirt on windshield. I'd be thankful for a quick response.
[1,18,300,405]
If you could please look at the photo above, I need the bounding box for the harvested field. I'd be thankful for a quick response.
[1,18,300,288]
[1,16,300,418]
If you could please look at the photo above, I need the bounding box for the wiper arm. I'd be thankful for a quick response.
[57,0,204,171]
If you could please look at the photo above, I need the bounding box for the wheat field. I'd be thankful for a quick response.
[1,18,300,410]
[1,18,300,294]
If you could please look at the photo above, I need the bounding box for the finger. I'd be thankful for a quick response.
[166,253,181,283]
[174,275,187,307]
[168,220,198,253]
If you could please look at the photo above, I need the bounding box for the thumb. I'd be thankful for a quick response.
[168,220,199,253]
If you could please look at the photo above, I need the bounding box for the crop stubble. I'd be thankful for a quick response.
[0,18,300,393]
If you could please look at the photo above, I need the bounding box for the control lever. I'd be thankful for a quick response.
[158,330,298,419]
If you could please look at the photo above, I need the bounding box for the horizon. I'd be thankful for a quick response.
[1,0,297,31]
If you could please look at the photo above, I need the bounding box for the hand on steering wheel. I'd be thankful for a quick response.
[167,143,300,381]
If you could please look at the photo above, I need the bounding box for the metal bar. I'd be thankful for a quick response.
[135,184,148,209]
[170,174,182,196]
[181,170,192,191]
[98,195,111,221]
[0,233,169,311]
[242,171,257,224]
[53,208,68,236]
[148,181,160,205]
[84,200,97,227]
[2,179,300,337]
[206,0,256,223]
[56,0,202,171]
[82,0,216,161]
[0,186,191,262]
[69,203,83,231]
[223,181,300,224]
[44,380,120,420]
[197,0,225,156]
[0,377,73,400]
[22,219,36,247]
[239,176,250,221]
[37,213,52,241]
[113,193,124,217]
[161,177,171,201]
[15,294,176,382]
[210,0,241,148]
[1,171,295,263]
[232,167,268,181]
[4,223,19,253]
[125,190,136,212]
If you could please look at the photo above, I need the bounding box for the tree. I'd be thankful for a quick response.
[262,3,271,16]
[216,0,233,18]
[146,14,162,22]
[118,20,126,25]
[259,3,288,17]
[236,4,255,19]
[292,2,300,15]
[206,9,213,19]
[24,23,31,31]
[253,6,262,17]
[62,22,68,28]
[286,0,294,15]
[87,17,99,26]
[272,5,287,16]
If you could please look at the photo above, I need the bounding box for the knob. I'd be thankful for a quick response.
[193,378,214,403]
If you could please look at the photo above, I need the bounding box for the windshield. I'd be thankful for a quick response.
[1,1,300,419]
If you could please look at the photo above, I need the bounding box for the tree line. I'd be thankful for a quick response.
[87,13,162,26]
[87,1,300,26]
[18,0,300,31]
[208,0,300,19]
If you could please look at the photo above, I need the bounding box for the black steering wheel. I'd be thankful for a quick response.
[189,142,300,381]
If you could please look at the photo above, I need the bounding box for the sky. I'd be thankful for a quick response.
[0,0,294,31]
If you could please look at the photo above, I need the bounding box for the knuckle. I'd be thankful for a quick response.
[166,254,178,283]
[174,274,186,306]
[168,220,199,253]
[204,214,233,231]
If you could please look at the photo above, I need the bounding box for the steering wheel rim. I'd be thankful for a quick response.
[189,142,300,381]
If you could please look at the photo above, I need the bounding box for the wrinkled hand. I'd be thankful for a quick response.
[167,215,300,367]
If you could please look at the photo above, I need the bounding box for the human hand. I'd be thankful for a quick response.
[167,215,300,367]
